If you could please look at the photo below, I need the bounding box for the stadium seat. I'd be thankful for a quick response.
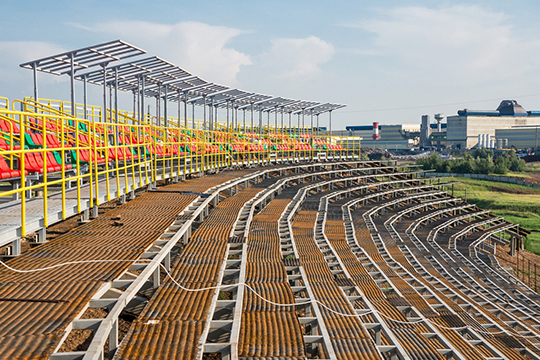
[0,155,25,179]
[22,151,72,173]
[0,118,20,134]
[0,136,21,151]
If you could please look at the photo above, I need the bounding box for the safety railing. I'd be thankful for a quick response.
[0,96,360,240]
[22,97,103,124]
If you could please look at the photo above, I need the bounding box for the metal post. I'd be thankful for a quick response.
[280,106,284,131]
[114,67,118,124]
[156,85,161,127]
[102,65,107,123]
[70,53,75,117]
[209,97,214,131]
[109,85,113,124]
[203,96,207,130]
[184,92,188,128]
[275,106,278,131]
[329,110,332,134]
[164,85,168,128]
[250,103,254,143]
[302,109,305,136]
[177,91,181,128]
[310,109,314,138]
[258,108,263,137]
[137,76,140,123]
[233,104,238,130]
[83,75,88,120]
[192,101,195,130]
[32,62,38,103]
[214,103,218,131]
[132,90,136,117]
[140,76,145,124]
[226,100,230,131]
[316,114,319,137]
[288,111,291,130]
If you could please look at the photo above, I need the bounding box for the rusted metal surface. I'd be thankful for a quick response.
[239,197,306,358]
[116,187,265,359]
[0,170,250,359]
[292,207,382,360]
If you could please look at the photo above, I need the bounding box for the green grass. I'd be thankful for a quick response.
[441,177,540,254]
[506,162,540,180]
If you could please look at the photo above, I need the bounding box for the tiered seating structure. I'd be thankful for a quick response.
[0,97,359,256]
[0,103,538,359]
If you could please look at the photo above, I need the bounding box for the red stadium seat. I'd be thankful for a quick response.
[0,137,21,151]
[0,155,25,179]
[22,151,72,174]
[0,118,20,134]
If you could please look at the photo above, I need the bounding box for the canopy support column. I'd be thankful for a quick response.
[83,75,88,120]
[70,53,75,117]
[140,76,145,124]
[32,62,38,104]
[101,64,107,123]
[114,67,119,124]
[163,84,168,129]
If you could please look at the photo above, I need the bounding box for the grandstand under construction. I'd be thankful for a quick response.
[0,40,538,360]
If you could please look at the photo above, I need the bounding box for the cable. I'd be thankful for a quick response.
[1,257,540,342]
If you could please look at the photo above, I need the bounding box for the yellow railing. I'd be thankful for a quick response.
[22,97,102,124]
[0,97,360,237]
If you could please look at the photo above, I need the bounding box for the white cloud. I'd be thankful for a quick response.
[0,41,70,101]
[259,36,335,79]
[0,41,67,83]
[70,20,251,86]
[355,5,540,85]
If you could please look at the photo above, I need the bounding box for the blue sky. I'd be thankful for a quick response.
[2,0,540,129]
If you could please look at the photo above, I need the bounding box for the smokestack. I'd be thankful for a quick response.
[372,122,379,140]
[421,115,431,148]
[434,113,444,132]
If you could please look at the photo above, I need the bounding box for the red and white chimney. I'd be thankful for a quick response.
[372,122,379,140]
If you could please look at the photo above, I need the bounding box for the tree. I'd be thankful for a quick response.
[494,156,508,174]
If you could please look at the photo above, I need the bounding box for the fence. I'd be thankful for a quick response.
[0,97,361,238]
[425,172,540,188]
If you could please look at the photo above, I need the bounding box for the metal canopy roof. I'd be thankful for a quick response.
[286,101,320,113]
[255,97,297,109]
[20,40,145,75]
[76,56,176,84]
[188,88,249,106]
[19,39,345,117]
[310,103,347,114]
[144,77,211,98]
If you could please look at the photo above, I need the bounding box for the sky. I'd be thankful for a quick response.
[1,0,540,129]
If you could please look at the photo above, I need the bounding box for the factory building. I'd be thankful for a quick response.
[495,126,540,149]
[445,100,540,149]
[343,123,420,149]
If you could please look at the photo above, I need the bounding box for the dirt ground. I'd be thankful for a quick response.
[496,244,540,292]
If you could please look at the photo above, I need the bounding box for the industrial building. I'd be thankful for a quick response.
[343,100,540,152]
[445,100,540,149]
[342,123,422,149]
[495,125,540,149]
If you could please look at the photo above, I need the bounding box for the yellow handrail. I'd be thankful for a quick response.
[0,96,361,238]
